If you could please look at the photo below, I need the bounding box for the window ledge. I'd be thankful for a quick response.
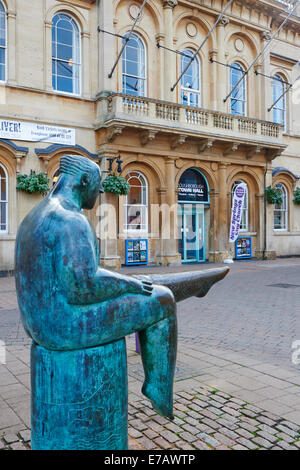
[274,231,300,236]
[0,234,16,240]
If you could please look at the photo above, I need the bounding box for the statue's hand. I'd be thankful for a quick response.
[129,277,153,296]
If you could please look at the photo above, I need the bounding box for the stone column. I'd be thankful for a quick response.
[98,0,116,96]
[217,163,229,261]
[260,31,272,122]
[163,0,177,102]
[81,31,91,99]
[98,152,121,270]
[160,157,181,265]
[209,50,218,110]
[7,9,17,85]
[216,17,229,113]
[44,20,53,91]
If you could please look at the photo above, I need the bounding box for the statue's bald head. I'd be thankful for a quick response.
[58,155,103,210]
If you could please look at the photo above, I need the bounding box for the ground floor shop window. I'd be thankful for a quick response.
[274,183,288,231]
[0,162,7,232]
[124,171,148,232]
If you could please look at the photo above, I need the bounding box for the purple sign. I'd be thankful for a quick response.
[229,183,247,243]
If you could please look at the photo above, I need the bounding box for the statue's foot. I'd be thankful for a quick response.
[142,381,174,421]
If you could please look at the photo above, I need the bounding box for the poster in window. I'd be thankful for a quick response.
[125,239,148,265]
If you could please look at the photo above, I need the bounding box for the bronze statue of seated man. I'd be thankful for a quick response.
[15,155,228,450]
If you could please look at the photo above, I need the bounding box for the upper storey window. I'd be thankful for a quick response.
[0,2,6,82]
[273,74,287,132]
[52,13,81,95]
[230,62,247,116]
[122,33,146,97]
[181,50,201,107]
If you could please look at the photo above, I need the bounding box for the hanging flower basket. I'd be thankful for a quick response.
[102,174,130,196]
[293,188,300,205]
[16,172,50,196]
[265,186,283,205]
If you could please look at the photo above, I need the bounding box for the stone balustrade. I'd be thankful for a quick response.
[101,93,284,146]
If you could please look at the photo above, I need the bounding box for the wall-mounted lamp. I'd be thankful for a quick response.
[107,154,123,174]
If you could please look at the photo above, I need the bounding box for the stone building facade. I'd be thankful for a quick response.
[0,0,300,271]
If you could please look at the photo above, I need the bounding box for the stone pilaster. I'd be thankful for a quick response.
[163,0,178,102]
[216,17,229,112]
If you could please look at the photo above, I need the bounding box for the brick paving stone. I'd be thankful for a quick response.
[236,428,254,440]
[174,403,188,412]
[136,437,156,450]
[277,440,298,451]
[182,424,198,435]
[276,432,294,443]
[226,402,241,410]
[252,437,274,449]
[165,422,183,434]
[256,416,277,427]
[153,415,170,426]
[144,429,159,440]
[206,406,223,416]
[187,411,202,420]
[236,437,258,450]
[154,437,172,450]
[216,418,238,430]
[211,395,227,405]
[230,398,246,406]
[10,441,28,450]
[216,392,231,399]
[140,407,156,417]
[281,421,300,432]
[179,431,198,443]
[272,446,283,450]
[218,427,239,440]
[174,412,186,420]
[175,440,194,450]
[207,399,223,409]
[18,430,31,443]
[213,432,235,447]
[197,423,216,434]
[216,445,231,450]
[201,409,219,420]
[240,409,257,419]
[147,421,164,433]
[222,406,241,417]
[276,424,298,438]
[161,430,180,443]
[232,444,248,450]
[188,403,201,412]
[263,412,282,422]
[129,419,148,431]
[197,433,220,447]
[185,417,200,427]
[258,424,278,435]
[193,440,211,450]
[238,421,257,433]
[3,433,19,444]
[294,441,300,449]
[135,412,150,423]
[201,418,221,430]
[128,428,143,439]
[178,392,194,400]
[244,404,262,414]
[257,431,278,443]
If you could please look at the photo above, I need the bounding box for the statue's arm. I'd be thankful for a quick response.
[58,219,152,304]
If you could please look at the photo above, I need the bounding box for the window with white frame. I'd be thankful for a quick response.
[230,62,247,116]
[274,183,288,230]
[122,33,146,96]
[52,13,81,95]
[232,180,248,231]
[0,162,8,232]
[0,2,6,82]
[181,49,201,107]
[273,74,287,132]
[124,172,148,232]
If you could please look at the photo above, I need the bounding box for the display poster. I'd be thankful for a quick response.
[125,239,148,265]
[235,237,252,259]
[0,120,76,145]
[178,168,209,203]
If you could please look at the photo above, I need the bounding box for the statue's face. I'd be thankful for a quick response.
[82,168,103,210]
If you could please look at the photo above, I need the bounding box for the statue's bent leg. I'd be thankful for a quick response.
[138,287,177,420]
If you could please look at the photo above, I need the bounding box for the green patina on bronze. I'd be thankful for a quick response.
[14,154,229,450]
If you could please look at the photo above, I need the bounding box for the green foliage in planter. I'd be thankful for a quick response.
[16,172,50,196]
[265,186,283,205]
[293,188,300,205]
[102,174,130,196]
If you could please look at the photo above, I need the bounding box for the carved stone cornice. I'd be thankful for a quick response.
[198,139,215,153]
[106,126,125,143]
[140,130,158,146]
[171,134,186,150]
[163,0,178,9]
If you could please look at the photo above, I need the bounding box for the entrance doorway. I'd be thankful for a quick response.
[177,168,210,264]
[178,205,205,263]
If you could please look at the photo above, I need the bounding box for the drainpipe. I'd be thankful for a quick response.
[263,156,268,260]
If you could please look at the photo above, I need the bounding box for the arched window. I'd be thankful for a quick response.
[122,33,146,97]
[230,62,246,116]
[0,162,8,232]
[125,171,148,232]
[273,74,287,132]
[232,180,248,231]
[52,13,81,95]
[274,183,288,231]
[0,2,6,82]
[181,49,201,107]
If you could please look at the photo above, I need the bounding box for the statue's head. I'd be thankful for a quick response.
[59,155,104,209]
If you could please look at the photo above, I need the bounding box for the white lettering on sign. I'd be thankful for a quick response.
[0,120,76,145]
[229,183,247,243]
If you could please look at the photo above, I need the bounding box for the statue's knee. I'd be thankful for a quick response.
[153,285,176,315]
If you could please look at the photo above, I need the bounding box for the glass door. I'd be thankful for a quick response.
[178,205,205,263]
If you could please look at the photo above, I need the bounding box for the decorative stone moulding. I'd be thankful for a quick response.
[129,3,142,21]
[235,38,244,52]
[186,22,197,38]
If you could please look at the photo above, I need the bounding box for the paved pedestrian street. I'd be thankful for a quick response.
[1,258,300,450]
